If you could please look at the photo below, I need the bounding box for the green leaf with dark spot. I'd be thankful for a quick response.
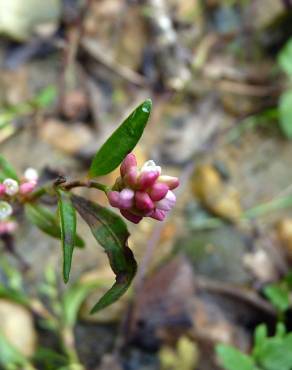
[57,189,77,283]
[71,195,137,312]
[25,204,84,248]
[89,99,152,178]
[0,155,19,181]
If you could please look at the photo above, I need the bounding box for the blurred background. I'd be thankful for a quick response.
[1,0,292,369]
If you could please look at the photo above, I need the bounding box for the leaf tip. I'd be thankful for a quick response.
[63,274,69,284]
[141,98,152,114]
[90,303,101,314]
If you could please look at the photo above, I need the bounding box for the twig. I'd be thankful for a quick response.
[143,0,190,89]
[217,80,280,97]
[81,38,147,87]
[195,276,276,316]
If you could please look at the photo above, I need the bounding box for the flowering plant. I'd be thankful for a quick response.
[0,100,179,312]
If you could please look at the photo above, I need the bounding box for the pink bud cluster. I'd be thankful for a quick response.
[107,153,179,223]
[0,168,38,235]
[0,168,39,198]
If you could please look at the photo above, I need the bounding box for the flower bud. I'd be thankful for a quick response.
[149,209,166,221]
[141,160,161,175]
[3,178,19,196]
[138,170,159,190]
[0,184,5,196]
[158,175,179,190]
[124,167,138,188]
[120,153,137,177]
[149,183,169,201]
[156,190,176,211]
[107,191,121,208]
[0,201,13,220]
[24,168,39,182]
[120,210,142,224]
[119,189,135,209]
[135,191,154,211]
[19,182,37,195]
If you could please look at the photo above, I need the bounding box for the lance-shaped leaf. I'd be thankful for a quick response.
[25,204,84,248]
[0,155,19,181]
[89,99,152,178]
[71,195,137,312]
[57,189,77,283]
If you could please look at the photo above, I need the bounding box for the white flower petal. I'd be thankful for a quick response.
[141,160,161,175]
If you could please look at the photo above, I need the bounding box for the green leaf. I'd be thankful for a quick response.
[89,99,152,178]
[62,280,101,327]
[72,195,137,312]
[216,344,258,370]
[33,347,67,369]
[33,86,57,108]
[253,332,292,370]
[0,284,28,307]
[57,190,77,283]
[284,271,292,288]
[279,91,292,139]
[275,322,286,338]
[0,330,29,368]
[263,283,290,313]
[25,204,84,248]
[278,38,292,77]
[0,155,19,181]
[254,324,268,350]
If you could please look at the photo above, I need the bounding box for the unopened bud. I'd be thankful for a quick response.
[24,168,39,182]
[135,191,154,211]
[3,178,19,196]
[120,153,137,177]
[120,210,142,224]
[119,189,135,209]
[141,160,161,175]
[20,182,37,195]
[0,184,5,196]
[156,190,176,211]
[0,201,13,220]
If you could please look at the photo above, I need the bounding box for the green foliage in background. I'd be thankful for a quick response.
[278,38,292,138]
[217,323,292,370]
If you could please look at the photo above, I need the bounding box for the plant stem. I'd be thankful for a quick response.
[62,179,109,193]
[28,179,109,202]
[61,326,84,370]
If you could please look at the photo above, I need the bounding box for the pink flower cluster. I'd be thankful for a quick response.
[0,168,38,235]
[0,168,39,198]
[107,153,179,223]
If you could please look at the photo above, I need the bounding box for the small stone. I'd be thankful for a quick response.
[0,299,37,357]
